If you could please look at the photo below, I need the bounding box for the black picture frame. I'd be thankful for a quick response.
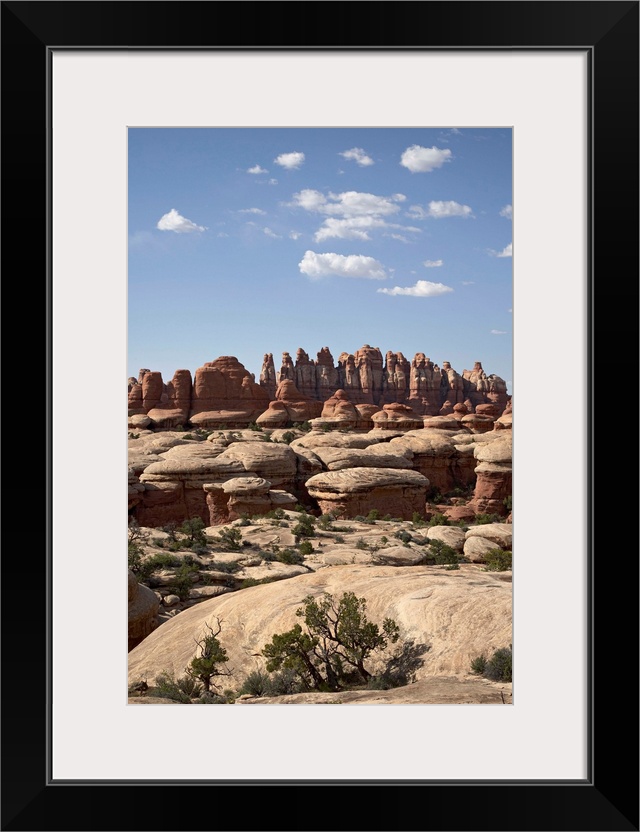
[2,2,638,830]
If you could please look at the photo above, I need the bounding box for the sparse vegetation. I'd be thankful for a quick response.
[471,646,512,682]
[503,495,512,512]
[427,539,461,570]
[281,431,296,445]
[428,513,450,527]
[483,549,512,572]
[215,527,243,551]
[292,514,315,539]
[474,513,499,525]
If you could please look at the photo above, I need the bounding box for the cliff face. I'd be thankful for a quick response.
[128,347,509,429]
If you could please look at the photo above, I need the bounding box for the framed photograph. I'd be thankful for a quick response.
[3,2,637,830]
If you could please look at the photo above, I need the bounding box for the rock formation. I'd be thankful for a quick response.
[128,348,509,429]
[305,467,430,519]
[255,379,322,427]
[189,357,270,428]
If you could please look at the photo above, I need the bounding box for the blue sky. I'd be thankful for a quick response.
[128,128,512,391]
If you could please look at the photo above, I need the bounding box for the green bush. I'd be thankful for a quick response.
[128,542,143,574]
[483,549,512,572]
[239,670,272,697]
[470,647,512,682]
[247,422,263,431]
[470,654,487,675]
[484,647,512,682]
[503,495,512,512]
[277,548,304,565]
[292,515,315,539]
[474,513,499,525]
[394,530,413,545]
[317,514,335,531]
[281,431,296,445]
[428,539,460,569]
[355,538,368,550]
[411,512,426,527]
[215,527,243,551]
[178,516,208,546]
[428,513,450,527]
[298,540,314,557]
[153,672,203,703]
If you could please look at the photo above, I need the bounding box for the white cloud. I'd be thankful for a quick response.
[292,189,403,217]
[340,147,374,167]
[268,178,278,185]
[292,189,417,241]
[378,280,454,297]
[491,329,508,335]
[489,242,513,258]
[388,233,409,243]
[247,164,268,175]
[263,227,281,239]
[408,200,473,219]
[500,204,513,219]
[239,207,266,215]
[156,208,206,233]
[423,259,443,268]
[289,231,302,240]
[400,145,452,173]
[274,151,305,170]
[461,280,475,285]
[299,250,387,280]
[217,231,229,238]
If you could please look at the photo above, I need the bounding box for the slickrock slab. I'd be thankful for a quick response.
[128,563,512,692]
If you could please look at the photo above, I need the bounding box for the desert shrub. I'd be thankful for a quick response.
[128,542,143,574]
[151,537,165,548]
[161,522,179,542]
[208,559,242,574]
[153,672,203,703]
[354,538,368,550]
[193,692,229,704]
[292,515,315,539]
[247,422,263,431]
[239,577,261,589]
[239,670,272,697]
[297,540,314,557]
[379,536,388,544]
[295,421,312,432]
[382,514,392,521]
[138,551,182,580]
[281,431,296,445]
[170,564,198,600]
[428,539,460,569]
[215,527,243,551]
[128,432,140,439]
[266,667,304,696]
[316,514,335,531]
[474,513,499,525]
[276,548,304,565]
[428,513,450,527]
[183,433,195,440]
[470,647,512,682]
[483,549,512,572]
[394,530,412,545]
[503,495,512,512]
[366,509,380,522]
[470,654,487,675]
[175,424,185,432]
[261,508,286,520]
[427,487,444,503]
[365,675,393,691]
[178,516,208,546]
[484,647,512,682]
[411,512,426,527]
[236,517,252,527]
[333,535,345,544]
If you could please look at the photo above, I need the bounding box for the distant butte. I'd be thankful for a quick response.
[128,346,509,430]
